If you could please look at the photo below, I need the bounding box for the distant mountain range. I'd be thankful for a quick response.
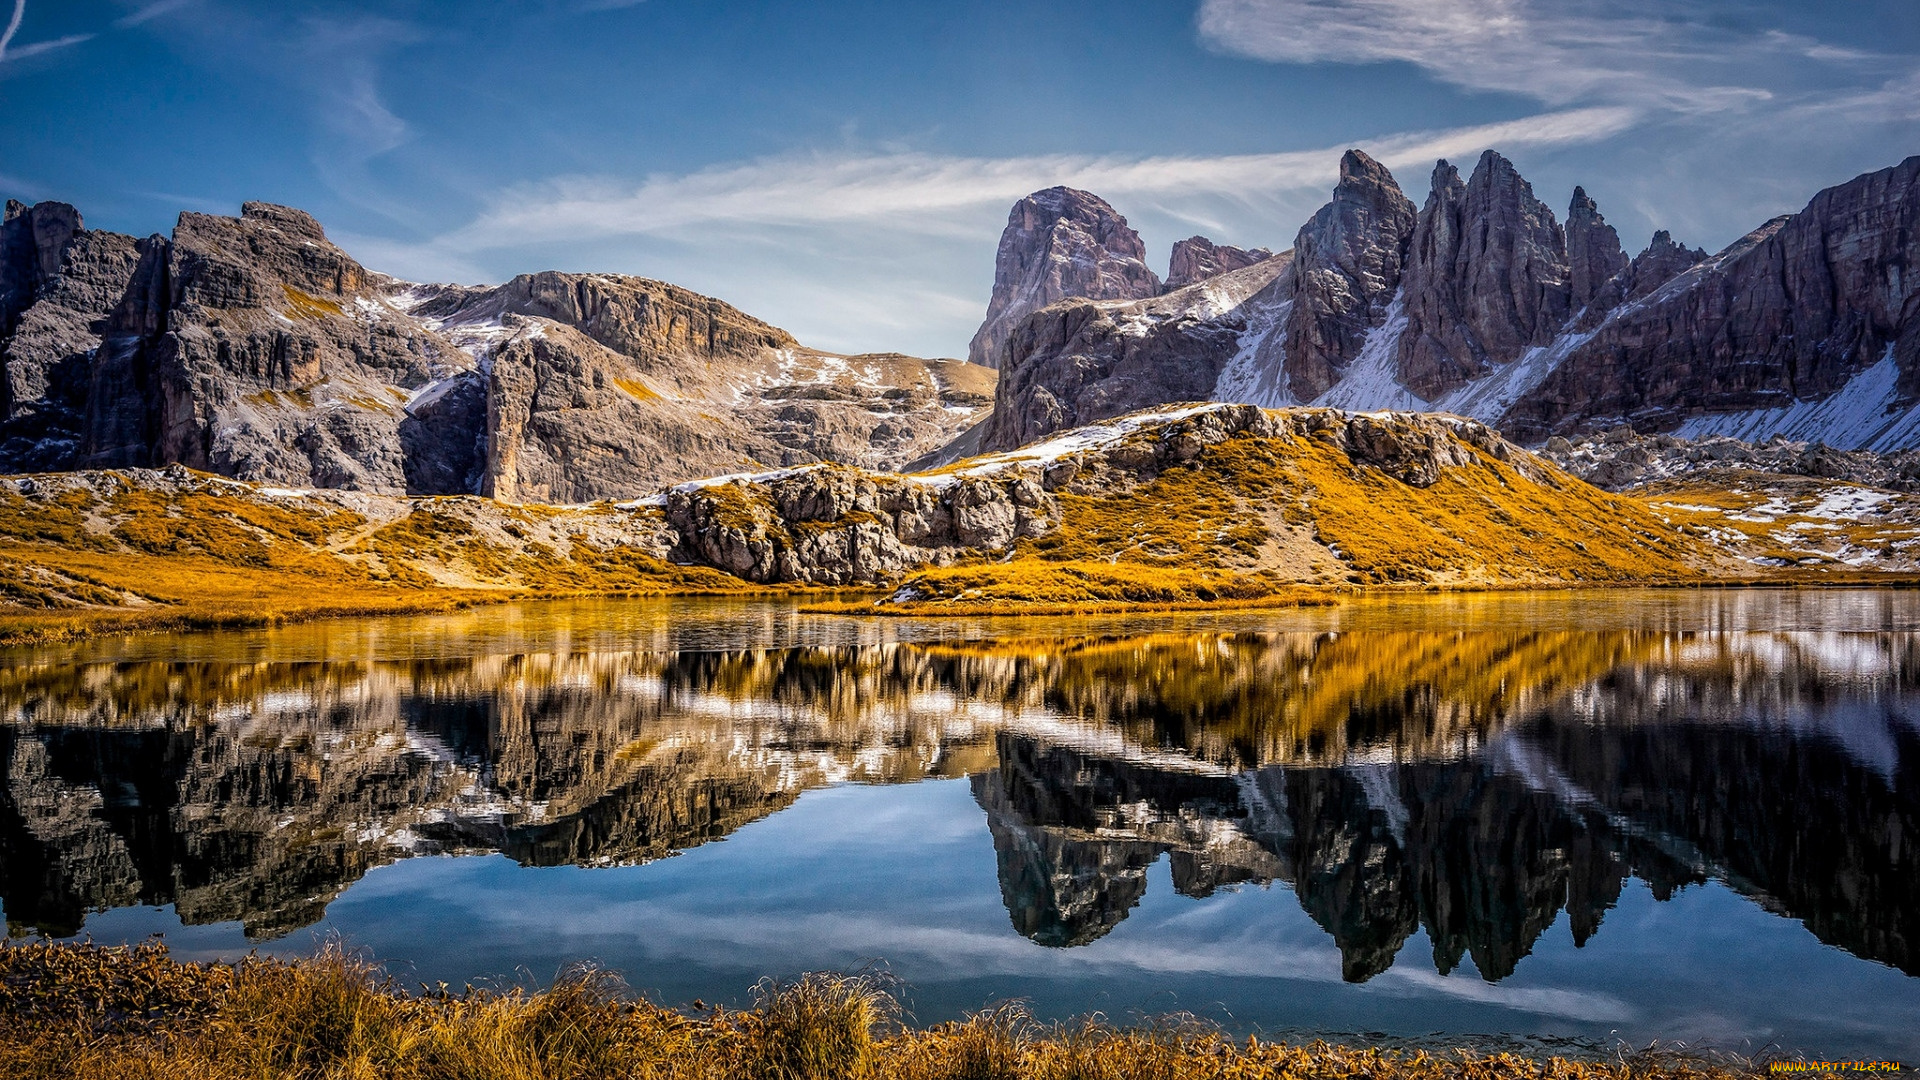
[0,201,992,496]
[970,151,1920,456]
[3,148,1916,498]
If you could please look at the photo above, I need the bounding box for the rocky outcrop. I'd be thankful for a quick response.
[1539,426,1920,492]
[0,199,993,496]
[664,461,1056,585]
[1623,230,1708,302]
[1396,151,1574,400]
[481,320,796,504]
[1565,186,1628,316]
[1165,236,1274,290]
[1508,155,1920,439]
[981,258,1289,452]
[0,200,82,333]
[966,187,1161,370]
[0,212,142,471]
[1281,150,1417,400]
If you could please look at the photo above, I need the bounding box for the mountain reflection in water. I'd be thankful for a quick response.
[2,631,1914,986]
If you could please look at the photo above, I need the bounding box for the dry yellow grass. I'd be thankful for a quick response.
[0,472,770,647]
[1023,431,1708,586]
[0,940,1758,1080]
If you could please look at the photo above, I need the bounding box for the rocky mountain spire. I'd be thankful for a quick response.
[1281,149,1417,400]
[0,200,83,337]
[1566,185,1628,313]
[966,187,1161,370]
[1625,230,1708,300]
[1165,236,1274,290]
[1396,150,1572,400]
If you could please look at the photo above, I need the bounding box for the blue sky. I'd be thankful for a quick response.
[4,0,1918,358]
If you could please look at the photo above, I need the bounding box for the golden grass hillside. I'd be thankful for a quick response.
[0,467,757,645]
[0,939,1759,1080]
[5,405,1864,640]
[849,405,1728,614]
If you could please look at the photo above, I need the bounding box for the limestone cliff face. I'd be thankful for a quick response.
[0,201,993,497]
[1396,151,1574,401]
[966,187,1162,370]
[1281,150,1417,400]
[664,460,1056,585]
[1565,185,1629,316]
[981,257,1290,452]
[0,202,142,470]
[138,204,464,490]
[1507,155,1920,439]
[1165,236,1274,290]
[973,151,1920,452]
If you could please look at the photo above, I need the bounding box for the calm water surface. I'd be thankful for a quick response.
[2,590,1916,1059]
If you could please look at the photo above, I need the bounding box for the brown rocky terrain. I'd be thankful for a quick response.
[0,201,994,499]
[0,403,1727,619]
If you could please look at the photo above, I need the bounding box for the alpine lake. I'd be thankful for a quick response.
[3,589,1916,1061]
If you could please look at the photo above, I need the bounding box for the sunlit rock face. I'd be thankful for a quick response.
[966,187,1162,371]
[3,630,1915,982]
[980,153,1920,453]
[0,202,994,496]
[1165,236,1274,291]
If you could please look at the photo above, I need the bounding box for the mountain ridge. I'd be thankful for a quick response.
[975,151,1920,455]
[0,200,995,499]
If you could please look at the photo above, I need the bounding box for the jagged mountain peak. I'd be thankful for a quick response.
[965,184,1161,370]
[983,149,1920,456]
[1166,235,1275,290]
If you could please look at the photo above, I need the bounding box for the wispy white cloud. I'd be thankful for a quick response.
[114,0,196,29]
[1194,0,1881,114]
[443,106,1635,252]
[0,0,23,57]
[0,31,90,61]
[0,0,94,64]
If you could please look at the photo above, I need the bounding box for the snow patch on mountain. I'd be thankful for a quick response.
[1673,349,1920,452]
[1311,295,1424,412]
[1210,299,1294,407]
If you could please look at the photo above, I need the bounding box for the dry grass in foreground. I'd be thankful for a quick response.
[0,939,1760,1080]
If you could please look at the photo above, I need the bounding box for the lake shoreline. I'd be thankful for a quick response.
[0,939,1761,1080]
[13,569,1920,647]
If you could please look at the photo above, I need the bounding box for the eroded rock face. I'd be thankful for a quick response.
[1509,155,1920,439]
[665,461,1056,585]
[0,200,82,333]
[0,214,142,470]
[1282,150,1417,400]
[1539,426,1920,492]
[136,204,464,490]
[1165,236,1275,290]
[416,272,996,501]
[982,258,1290,452]
[1624,230,1709,301]
[966,187,1162,370]
[483,321,796,504]
[0,200,992,496]
[977,150,1920,452]
[1566,186,1629,316]
[1396,151,1573,400]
